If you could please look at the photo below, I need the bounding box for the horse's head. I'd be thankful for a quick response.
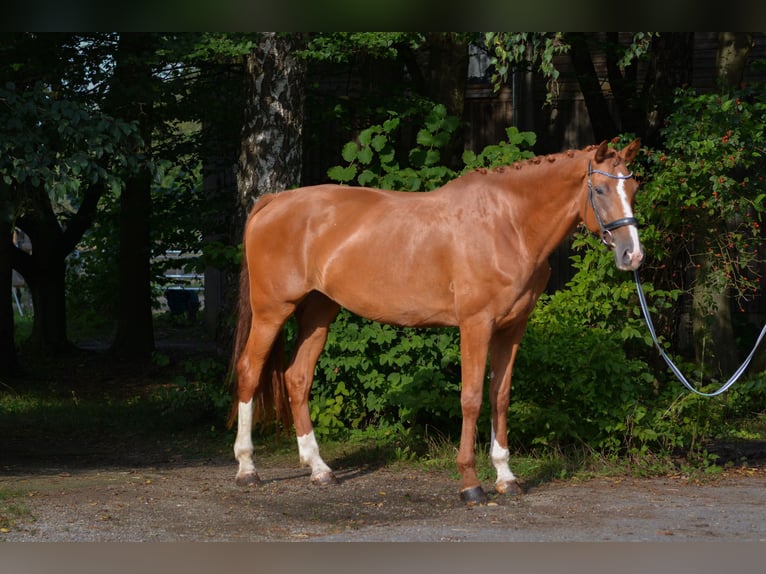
[582,139,644,271]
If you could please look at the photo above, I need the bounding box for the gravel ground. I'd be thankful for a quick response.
[3,456,766,542]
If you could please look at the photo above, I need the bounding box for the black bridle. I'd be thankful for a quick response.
[586,160,638,247]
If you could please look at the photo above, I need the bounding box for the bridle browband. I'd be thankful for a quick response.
[586,160,638,247]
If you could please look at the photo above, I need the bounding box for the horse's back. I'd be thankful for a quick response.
[243,185,468,323]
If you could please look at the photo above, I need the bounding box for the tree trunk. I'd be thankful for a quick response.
[15,187,71,354]
[109,33,156,359]
[0,217,17,373]
[220,33,305,352]
[567,33,619,142]
[716,32,754,92]
[640,33,694,147]
[421,33,469,169]
[691,253,738,377]
[691,33,753,377]
[237,33,306,217]
[198,60,246,340]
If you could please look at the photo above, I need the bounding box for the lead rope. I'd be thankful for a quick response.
[634,270,766,397]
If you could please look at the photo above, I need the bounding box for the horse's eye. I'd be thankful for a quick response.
[595,186,607,196]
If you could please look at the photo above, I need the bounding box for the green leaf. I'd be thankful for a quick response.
[382,117,400,132]
[424,149,441,166]
[462,150,477,165]
[359,127,374,146]
[416,129,437,147]
[371,134,387,152]
[358,169,376,187]
[327,165,357,183]
[357,146,373,165]
[341,141,359,162]
[443,115,460,133]
[408,148,426,167]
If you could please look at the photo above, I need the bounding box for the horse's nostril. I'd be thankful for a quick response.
[622,247,645,269]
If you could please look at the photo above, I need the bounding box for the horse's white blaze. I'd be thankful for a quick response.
[616,177,641,252]
[297,431,332,476]
[234,399,256,476]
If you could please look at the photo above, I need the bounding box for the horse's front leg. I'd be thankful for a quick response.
[456,320,493,505]
[488,324,526,496]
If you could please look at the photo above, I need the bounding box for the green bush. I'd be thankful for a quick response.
[308,311,462,437]
[510,316,655,451]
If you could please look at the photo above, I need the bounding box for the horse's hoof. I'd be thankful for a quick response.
[496,479,524,496]
[311,471,338,485]
[235,472,262,487]
[460,486,488,506]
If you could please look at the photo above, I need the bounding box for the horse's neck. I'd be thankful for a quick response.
[504,158,586,261]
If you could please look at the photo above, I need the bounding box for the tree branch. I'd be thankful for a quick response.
[61,180,106,255]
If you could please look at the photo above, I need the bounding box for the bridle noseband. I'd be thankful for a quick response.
[586,160,638,247]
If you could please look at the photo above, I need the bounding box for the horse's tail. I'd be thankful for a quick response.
[226,194,293,430]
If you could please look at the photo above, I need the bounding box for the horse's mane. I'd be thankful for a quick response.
[466,144,601,178]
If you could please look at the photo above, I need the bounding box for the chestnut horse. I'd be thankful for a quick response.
[230,139,643,504]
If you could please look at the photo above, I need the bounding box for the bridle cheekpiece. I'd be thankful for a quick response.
[586,160,638,248]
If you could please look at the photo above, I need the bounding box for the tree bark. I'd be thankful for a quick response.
[198,59,245,340]
[716,32,754,92]
[567,33,619,142]
[15,186,71,354]
[237,33,306,219]
[220,33,305,353]
[422,33,469,169]
[108,33,156,359]
[640,33,694,148]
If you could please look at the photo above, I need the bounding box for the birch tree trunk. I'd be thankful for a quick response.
[237,32,306,220]
[218,33,306,351]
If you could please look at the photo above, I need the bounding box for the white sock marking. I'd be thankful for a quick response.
[234,400,256,476]
[491,439,516,484]
[297,431,332,476]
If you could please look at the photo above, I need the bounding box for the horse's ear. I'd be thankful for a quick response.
[622,138,641,164]
[594,140,610,163]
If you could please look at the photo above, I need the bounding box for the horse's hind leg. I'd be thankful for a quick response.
[234,317,289,487]
[286,291,340,485]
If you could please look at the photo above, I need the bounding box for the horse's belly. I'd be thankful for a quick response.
[320,271,459,328]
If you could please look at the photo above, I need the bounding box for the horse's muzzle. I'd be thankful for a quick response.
[615,241,644,271]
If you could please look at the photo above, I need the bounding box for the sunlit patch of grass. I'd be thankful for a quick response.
[416,431,617,487]
[0,488,30,533]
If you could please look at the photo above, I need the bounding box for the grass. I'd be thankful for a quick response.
[0,488,28,532]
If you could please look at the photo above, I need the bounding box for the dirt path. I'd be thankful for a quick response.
[3,455,766,542]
